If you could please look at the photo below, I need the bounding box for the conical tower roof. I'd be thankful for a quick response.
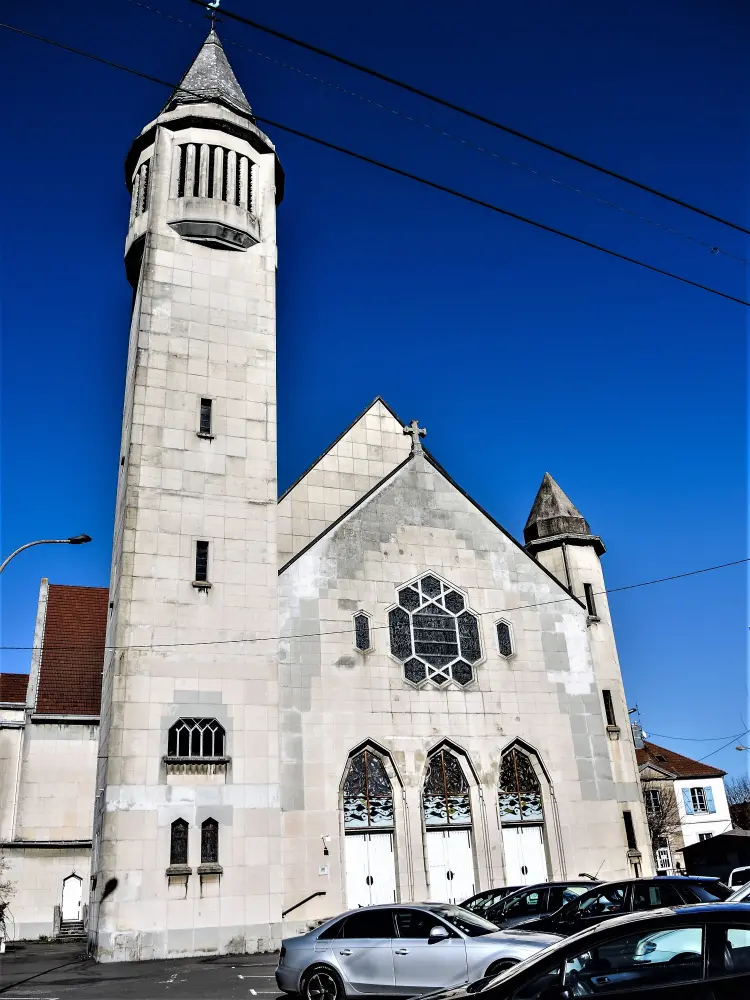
[524,472,592,544]
[164,29,252,117]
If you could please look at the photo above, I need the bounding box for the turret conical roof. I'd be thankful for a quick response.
[164,30,252,117]
[524,472,592,543]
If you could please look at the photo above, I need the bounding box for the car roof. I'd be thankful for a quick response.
[588,902,750,931]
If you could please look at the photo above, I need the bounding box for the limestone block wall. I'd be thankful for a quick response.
[3,849,91,941]
[16,723,98,840]
[0,711,23,841]
[278,399,411,566]
[278,453,642,929]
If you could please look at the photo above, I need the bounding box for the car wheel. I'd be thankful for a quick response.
[485,959,519,977]
[302,966,345,1000]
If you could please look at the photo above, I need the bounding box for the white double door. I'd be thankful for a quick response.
[345,832,397,909]
[426,828,475,904]
[502,824,548,886]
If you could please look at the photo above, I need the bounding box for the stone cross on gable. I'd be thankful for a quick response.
[403,419,427,454]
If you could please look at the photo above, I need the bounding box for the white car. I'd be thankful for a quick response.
[728,866,750,890]
[728,881,750,902]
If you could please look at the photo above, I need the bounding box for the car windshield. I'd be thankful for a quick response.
[728,882,750,902]
[432,906,499,936]
[465,891,507,915]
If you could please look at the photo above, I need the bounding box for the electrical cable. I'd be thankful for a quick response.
[698,730,750,763]
[1,22,747,306]
[645,732,744,743]
[0,557,746,652]
[127,0,749,264]
[191,0,750,238]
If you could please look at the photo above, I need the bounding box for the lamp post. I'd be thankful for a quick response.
[0,535,92,575]
[737,746,750,752]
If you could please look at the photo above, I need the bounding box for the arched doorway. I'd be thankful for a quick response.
[61,873,83,922]
[498,748,549,885]
[423,748,475,903]
[342,749,397,908]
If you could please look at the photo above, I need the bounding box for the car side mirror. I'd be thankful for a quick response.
[428,925,450,943]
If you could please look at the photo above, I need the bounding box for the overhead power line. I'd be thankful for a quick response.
[0,557,746,652]
[698,730,750,763]
[190,0,750,238]
[128,0,748,264]
[2,22,747,307]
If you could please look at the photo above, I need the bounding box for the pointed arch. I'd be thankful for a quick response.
[342,747,395,830]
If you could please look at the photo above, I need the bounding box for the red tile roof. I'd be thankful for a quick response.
[36,584,108,716]
[0,672,28,704]
[636,740,726,779]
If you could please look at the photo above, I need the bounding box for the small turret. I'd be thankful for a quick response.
[524,472,604,556]
[162,29,253,118]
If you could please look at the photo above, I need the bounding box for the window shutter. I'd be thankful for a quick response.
[682,788,695,815]
[704,787,716,813]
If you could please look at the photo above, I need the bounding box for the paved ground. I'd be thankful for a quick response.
[0,942,284,999]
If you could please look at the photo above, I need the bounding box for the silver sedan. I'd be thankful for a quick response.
[275,903,561,1000]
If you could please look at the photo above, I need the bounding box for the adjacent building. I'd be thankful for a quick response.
[636,733,732,873]
[1,30,651,959]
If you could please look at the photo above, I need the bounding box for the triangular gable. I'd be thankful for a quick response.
[280,449,584,611]
[277,397,412,567]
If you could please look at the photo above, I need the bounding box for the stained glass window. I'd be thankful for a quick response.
[168,718,225,758]
[354,612,371,651]
[201,818,219,864]
[496,620,513,658]
[343,750,394,829]
[423,750,471,827]
[170,818,188,865]
[389,574,482,688]
[499,749,544,824]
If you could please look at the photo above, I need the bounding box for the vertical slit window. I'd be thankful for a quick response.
[170,818,188,866]
[195,541,209,583]
[623,810,637,850]
[139,161,150,214]
[201,818,219,864]
[199,398,213,436]
[603,689,616,727]
[354,612,371,651]
[584,583,598,618]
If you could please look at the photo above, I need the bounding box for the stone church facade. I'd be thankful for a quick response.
[0,32,650,960]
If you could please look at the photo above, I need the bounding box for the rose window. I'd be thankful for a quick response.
[388,574,482,687]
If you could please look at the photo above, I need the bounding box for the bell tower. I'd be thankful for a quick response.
[91,31,283,961]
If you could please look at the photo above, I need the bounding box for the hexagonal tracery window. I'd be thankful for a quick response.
[388,574,481,687]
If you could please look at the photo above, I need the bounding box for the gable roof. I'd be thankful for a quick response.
[0,672,28,704]
[636,740,726,779]
[279,449,585,609]
[36,584,108,716]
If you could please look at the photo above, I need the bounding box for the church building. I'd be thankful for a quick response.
[0,31,650,960]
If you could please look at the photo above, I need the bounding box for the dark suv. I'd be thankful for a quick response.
[484,880,599,928]
[517,876,731,935]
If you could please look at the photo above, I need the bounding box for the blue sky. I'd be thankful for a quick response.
[1,0,747,776]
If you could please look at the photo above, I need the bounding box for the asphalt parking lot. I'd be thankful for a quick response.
[0,942,284,999]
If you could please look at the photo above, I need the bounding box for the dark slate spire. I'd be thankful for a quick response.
[524,472,592,544]
[164,30,252,117]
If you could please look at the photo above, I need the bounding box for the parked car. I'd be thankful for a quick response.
[728,866,750,890]
[484,881,599,928]
[275,903,561,999]
[462,887,522,917]
[421,903,750,999]
[728,881,750,903]
[516,876,731,937]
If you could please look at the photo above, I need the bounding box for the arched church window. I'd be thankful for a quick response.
[170,818,189,866]
[201,818,219,864]
[343,750,394,829]
[499,749,544,824]
[388,574,482,688]
[167,718,225,758]
[423,750,471,827]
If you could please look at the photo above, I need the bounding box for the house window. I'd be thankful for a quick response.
[170,818,188,865]
[623,810,637,850]
[684,786,716,815]
[388,574,481,688]
[603,689,617,727]
[199,398,213,437]
[496,620,514,658]
[584,583,598,618]
[698,833,713,842]
[354,612,372,652]
[343,750,393,829]
[201,818,219,863]
[644,788,661,813]
[195,540,209,583]
[168,718,226,758]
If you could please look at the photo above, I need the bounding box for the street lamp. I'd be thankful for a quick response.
[0,535,92,575]
[737,746,750,752]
